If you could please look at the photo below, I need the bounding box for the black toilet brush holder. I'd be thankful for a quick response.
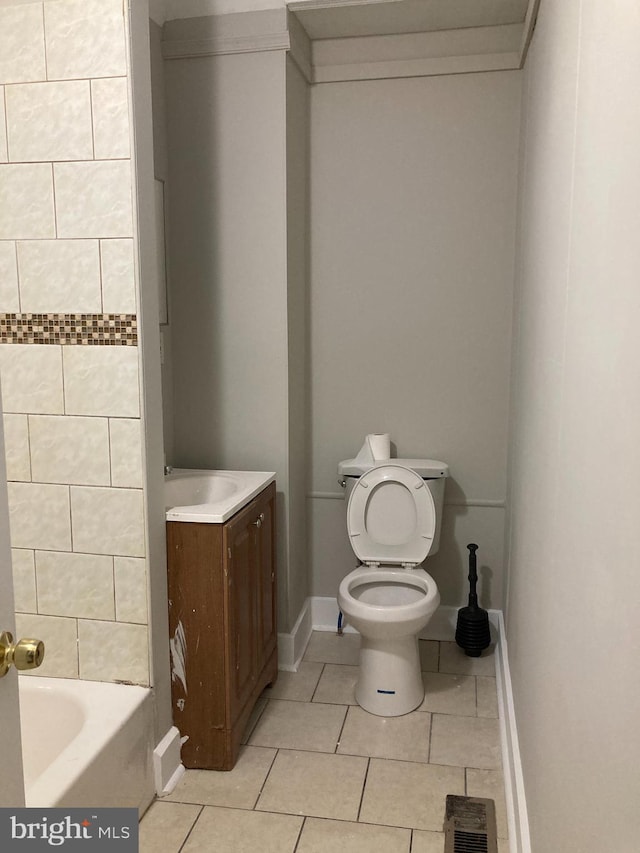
[455,543,491,657]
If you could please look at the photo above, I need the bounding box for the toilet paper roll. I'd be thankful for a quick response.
[367,433,391,460]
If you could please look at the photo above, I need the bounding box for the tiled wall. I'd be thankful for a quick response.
[0,0,149,685]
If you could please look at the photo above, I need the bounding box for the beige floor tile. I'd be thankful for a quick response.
[313,663,358,705]
[466,768,509,839]
[476,676,499,718]
[337,706,431,762]
[419,640,439,672]
[139,801,201,853]
[181,806,302,853]
[162,746,277,809]
[430,714,501,770]
[264,661,324,702]
[360,758,464,831]
[439,641,496,676]
[241,693,268,744]
[257,749,368,821]
[297,817,411,853]
[304,630,361,665]
[418,672,476,716]
[411,829,446,853]
[248,698,347,752]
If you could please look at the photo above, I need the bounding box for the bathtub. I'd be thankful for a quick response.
[20,676,156,810]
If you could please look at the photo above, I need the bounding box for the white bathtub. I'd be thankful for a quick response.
[20,676,155,809]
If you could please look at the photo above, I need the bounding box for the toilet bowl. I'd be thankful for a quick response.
[338,566,440,715]
[337,457,448,717]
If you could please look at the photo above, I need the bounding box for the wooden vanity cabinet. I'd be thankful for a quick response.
[166,482,277,770]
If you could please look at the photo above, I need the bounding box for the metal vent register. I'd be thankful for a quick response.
[444,795,498,853]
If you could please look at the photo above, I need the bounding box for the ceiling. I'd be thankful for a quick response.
[288,0,530,41]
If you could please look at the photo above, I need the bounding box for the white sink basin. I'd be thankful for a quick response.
[164,468,276,523]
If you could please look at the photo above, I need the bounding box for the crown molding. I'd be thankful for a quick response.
[161,5,525,82]
[518,0,541,67]
[311,24,522,83]
[163,31,290,59]
[287,9,313,81]
[162,7,289,60]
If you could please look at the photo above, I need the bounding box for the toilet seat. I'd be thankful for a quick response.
[338,565,439,634]
[347,464,435,567]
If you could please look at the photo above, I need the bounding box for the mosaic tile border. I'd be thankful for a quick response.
[0,314,137,346]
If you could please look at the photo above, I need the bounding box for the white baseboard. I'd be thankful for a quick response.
[153,726,185,796]
[310,595,356,633]
[278,597,503,660]
[279,598,489,655]
[495,611,531,853]
[279,595,530,851]
[277,598,313,671]
[305,596,506,644]
[311,596,467,642]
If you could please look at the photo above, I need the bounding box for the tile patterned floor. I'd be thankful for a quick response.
[140,633,509,853]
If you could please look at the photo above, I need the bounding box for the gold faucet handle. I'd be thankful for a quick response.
[0,631,45,677]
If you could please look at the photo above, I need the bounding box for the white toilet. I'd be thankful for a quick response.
[337,455,448,716]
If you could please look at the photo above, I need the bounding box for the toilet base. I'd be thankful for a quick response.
[355,634,424,717]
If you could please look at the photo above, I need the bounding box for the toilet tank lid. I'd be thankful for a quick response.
[338,458,449,478]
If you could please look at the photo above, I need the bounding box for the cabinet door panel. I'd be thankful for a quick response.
[225,510,257,719]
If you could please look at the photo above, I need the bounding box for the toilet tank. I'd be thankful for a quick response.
[337,458,448,557]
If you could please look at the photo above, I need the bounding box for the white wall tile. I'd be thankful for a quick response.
[109,418,143,488]
[100,238,136,313]
[29,414,110,486]
[92,77,130,159]
[0,88,7,161]
[8,481,71,551]
[0,4,46,85]
[44,0,127,81]
[3,413,31,481]
[78,619,149,684]
[5,80,92,162]
[0,344,64,414]
[63,345,140,417]
[0,164,55,239]
[17,239,101,312]
[0,242,19,311]
[114,556,148,624]
[36,550,115,620]
[15,613,78,679]
[11,548,36,613]
[54,160,133,239]
[71,486,145,557]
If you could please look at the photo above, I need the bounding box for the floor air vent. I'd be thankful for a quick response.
[444,795,498,853]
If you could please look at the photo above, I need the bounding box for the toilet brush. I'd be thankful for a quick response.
[455,543,491,657]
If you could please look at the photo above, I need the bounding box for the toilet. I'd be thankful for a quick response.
[337,455,448,716]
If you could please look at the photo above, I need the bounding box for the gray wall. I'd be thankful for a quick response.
[308,71,522,608]
[165,50,288,472]
[164,48,296,627]
[505,1,640,849]
[286,55,311,626]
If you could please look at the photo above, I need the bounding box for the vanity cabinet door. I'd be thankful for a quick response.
[223,483,277,719]
[224,504,258,720]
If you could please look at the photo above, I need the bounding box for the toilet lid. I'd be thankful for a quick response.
[346,464,436,566]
